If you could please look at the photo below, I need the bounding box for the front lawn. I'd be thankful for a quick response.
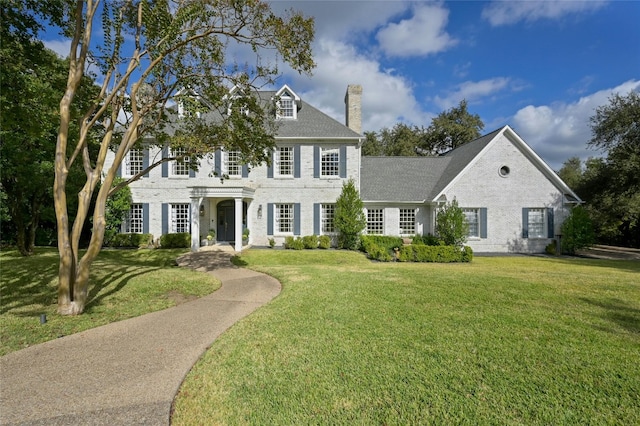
[0,248,219,355]
[172,250,640,425]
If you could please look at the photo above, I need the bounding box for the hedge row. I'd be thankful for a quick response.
[360,235,403,262]
[397,244,473,263]
[159,233,191,248]
[284,235,331,250]
[106,233,153,248]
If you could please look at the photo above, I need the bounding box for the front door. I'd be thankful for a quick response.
[217,201,236,242]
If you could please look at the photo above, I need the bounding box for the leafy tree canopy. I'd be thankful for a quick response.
[49,0,316,315]
[362,100,484,157]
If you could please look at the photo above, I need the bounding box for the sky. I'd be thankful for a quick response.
[42,0,640,170]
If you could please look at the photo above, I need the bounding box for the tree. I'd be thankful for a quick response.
[334,179,366,250]
[0,0,98,255]
[362,100,484,157]
[435,199,468,248]
[52,0,315,315]
[584,91,640,247]
[420,99,484,154]
[103,178,132,245]
[557,156,583,191]
[560,206,595,254]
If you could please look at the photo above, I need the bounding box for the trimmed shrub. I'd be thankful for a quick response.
[302,235,319,249]
[160,233,191,248]
[397,245,473,263]
[108,233,153,248]
[412,234,443,246]
[284,236,304,250]
[360,235,403,253]
[318,235,331,249]
[334,179,366,250]
[435,200,469,248]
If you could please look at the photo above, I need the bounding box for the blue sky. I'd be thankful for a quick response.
[43,1,640,170]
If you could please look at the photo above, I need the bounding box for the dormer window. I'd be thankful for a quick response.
[278,96,294,118]
[275,84,300,120]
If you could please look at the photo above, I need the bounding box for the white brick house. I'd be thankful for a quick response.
[107,84,581,253]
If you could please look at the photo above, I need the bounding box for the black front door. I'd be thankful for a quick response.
[217,202,236,242]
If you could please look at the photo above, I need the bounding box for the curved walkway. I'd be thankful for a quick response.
[0,249,281,425]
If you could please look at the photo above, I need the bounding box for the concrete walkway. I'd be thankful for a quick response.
[0,249,281,425]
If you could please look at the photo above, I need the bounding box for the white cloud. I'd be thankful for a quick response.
[482,0,609,26]
[376,3,457,57]
[284,38,430,132]
[432,77,513,110]
[510,79,640,170]
[43,39,72,58]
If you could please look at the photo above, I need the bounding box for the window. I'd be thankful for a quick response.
[399,208,416,235]
[278,97,294,118]
[171,203,190,233]
[322,204,335,233]
[226,150,241,177]
[321,148,340,177]
[527,208,546,238]
[275,146,293,177]
[463,208,480,238]
[125,203,143,234]
[367,208,384,235]
[275,204,294,234]
[124,149,143,177]
[171,148,189,176]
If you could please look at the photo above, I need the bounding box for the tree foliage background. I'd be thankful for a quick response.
[362,100,484,157]
[0,0,99,255]
[557,91,640,248]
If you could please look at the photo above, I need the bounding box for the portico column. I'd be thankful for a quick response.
[191,197,201,252]
[234,197,243,252]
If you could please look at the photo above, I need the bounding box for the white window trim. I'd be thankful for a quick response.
[224,150,242,178]
[123,149,144,178]
[169,148,190,178]
[320,147,340,178]
[276,94,296,119]
[366,208,384,235]
[275,203,294,235]
[527,208,546,239]
[170,203,190,234]
[124,203,144,234]
[274,146,294,178]
[399,208,416,236]
[463,208,480,239]
[321,203,336,234]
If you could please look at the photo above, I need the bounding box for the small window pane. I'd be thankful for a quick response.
[125,149,144,176]
[322,204,335,233]
[463,208,479,238]
[125,203,143,234]
[276,204,294,234]
[399,208,415,235]
[227,151,241,177]
[276,147,293,176]
[528,208,545,238]
[321,148,339,177]
[171,148,189,176]
[367,208,384,235]
[279,98,294,118]
[171,203,190,233]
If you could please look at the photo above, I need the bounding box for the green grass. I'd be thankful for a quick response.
[172,250,640,425]
[0,248,219,355]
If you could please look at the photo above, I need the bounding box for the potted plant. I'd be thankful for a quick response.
[207,229,216,245]
[242,228,249,244]
[268,237,276,248]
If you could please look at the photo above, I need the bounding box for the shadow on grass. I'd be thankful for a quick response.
[1,248,184,316]
[549,256,640,274]
[580,297,640,334]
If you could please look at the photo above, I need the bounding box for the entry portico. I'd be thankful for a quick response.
[189,186,255,252]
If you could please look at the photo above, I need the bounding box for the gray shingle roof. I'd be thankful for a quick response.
[163,90,361,140]
[361,127,505,203]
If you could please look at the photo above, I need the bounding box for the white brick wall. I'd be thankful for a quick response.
[442,133,567,253]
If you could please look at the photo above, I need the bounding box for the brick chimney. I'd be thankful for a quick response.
[344,84,362,134]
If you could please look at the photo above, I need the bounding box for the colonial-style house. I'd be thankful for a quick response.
[105,84,581,253]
